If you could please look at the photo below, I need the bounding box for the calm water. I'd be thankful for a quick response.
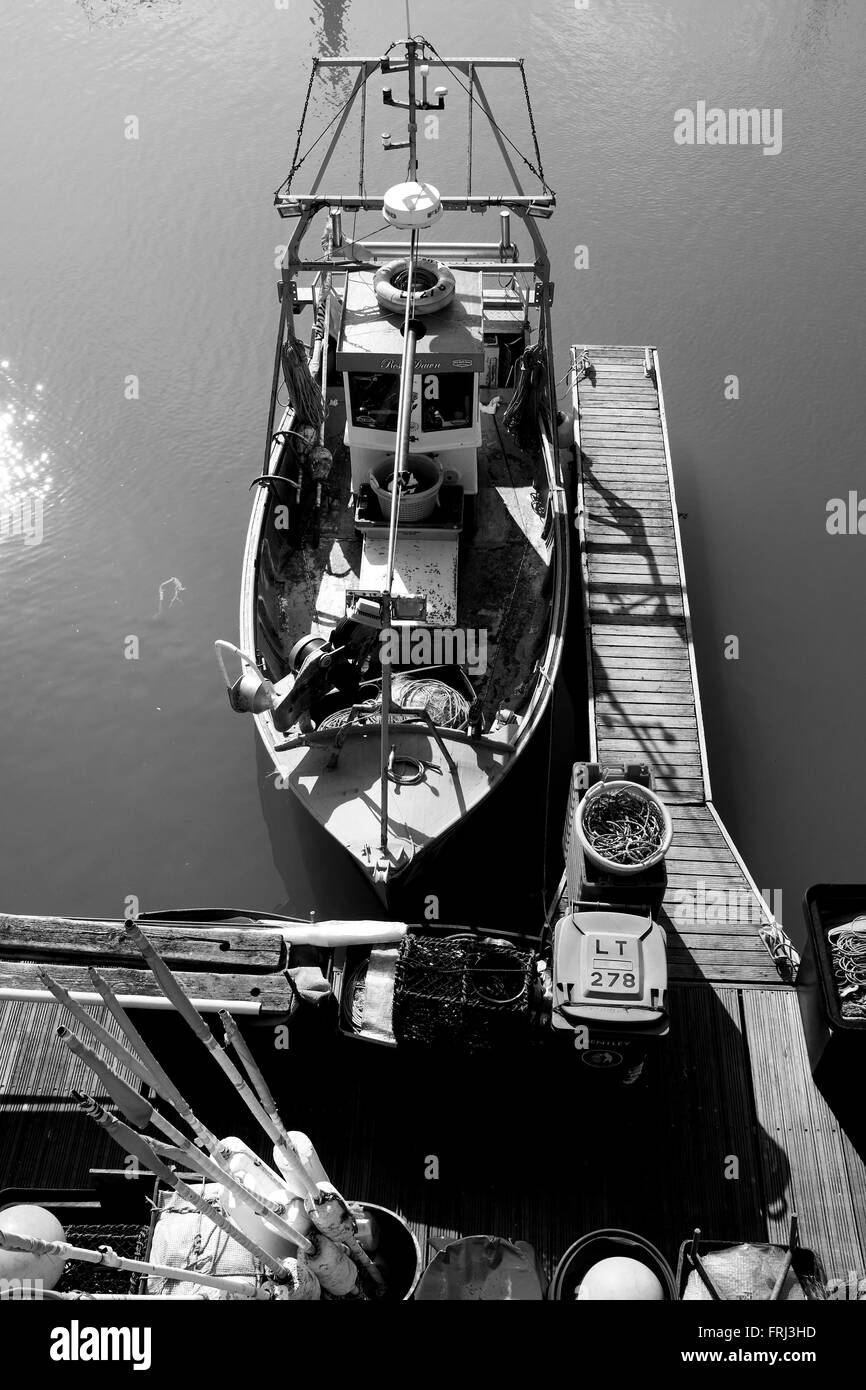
[1,0,864,946]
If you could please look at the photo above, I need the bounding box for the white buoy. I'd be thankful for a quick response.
[218,1138,310,1260]
[0,1206,67,1290]
[577,1255,665,1300]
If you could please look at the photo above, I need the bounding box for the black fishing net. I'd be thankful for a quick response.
[392,935,537,1050]
[55,1223,149,1295]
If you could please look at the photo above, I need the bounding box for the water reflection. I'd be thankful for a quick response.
[74,0,180,27]
[311,0,350,57]
[796,0,848,58]
[0,364,52,549]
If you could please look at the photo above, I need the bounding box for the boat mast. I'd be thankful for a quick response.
[379,36,421,862]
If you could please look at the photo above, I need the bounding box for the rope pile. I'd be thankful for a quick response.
[317,707,413,732]
[828,917,866,1019]
[392,676,470,729]
[317,679,470,732]
[582,789,665,867]
[281,336,324,428]
[503,340,550,452]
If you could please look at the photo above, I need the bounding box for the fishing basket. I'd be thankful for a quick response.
[575,779,672,877]
[369,454,443,522]
[392,934,537,1050]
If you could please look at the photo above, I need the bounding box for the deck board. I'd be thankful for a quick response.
[741,989,866,1277]
[291,982,769,1283]
[0,999,141,1100]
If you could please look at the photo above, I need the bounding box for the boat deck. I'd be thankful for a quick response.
[259,389,550,724]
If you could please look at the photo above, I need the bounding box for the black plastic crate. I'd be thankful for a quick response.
[798,886,866,1117]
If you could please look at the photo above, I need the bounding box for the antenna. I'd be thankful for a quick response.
[381,33,448,170]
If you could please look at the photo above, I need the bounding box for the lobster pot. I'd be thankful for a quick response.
[392,935,536,1050]
[369,454,443,522]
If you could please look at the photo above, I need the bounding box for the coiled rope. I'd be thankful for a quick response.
[828,917,866,1019]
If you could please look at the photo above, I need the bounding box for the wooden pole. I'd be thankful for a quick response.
[0,1229,270,1300]
[58,1026,308,1243]
[124,922,319,1201]
[219,1011,288,1140]
[87,967,220,1152]
[36,968,161,1092]
[74,1094,295,1283]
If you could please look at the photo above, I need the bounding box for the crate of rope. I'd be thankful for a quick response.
[392,933,537,1050]
[799,886,866,1104]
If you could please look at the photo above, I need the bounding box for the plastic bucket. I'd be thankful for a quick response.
[549,1228,677,1301]
[369,454,443,522]
[575,780,673,876]
[416,1235,545,1300]
[352,1201,422,1301]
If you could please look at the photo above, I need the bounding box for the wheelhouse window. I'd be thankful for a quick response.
[347,372,400,432]
[420,373,474,432]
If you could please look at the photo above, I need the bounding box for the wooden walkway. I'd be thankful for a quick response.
[572,345,784,989]
[559,344,866,1281]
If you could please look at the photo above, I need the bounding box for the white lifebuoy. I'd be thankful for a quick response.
[373,258,456,317]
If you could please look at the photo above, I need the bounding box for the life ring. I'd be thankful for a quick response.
[373,257,456,317]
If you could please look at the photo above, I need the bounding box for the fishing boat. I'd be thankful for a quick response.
[215,35,570,899]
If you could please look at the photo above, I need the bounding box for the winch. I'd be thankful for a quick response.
[551,910,669,1077]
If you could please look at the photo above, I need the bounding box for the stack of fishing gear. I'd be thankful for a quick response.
[281,332,325,429]
[6,923,398,1301]
[316,678,470,733]
[503,318,552,454]
[392,933,538,1051]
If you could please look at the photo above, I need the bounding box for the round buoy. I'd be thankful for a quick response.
[0,1205,67,1290]
[577,1255,665,1300]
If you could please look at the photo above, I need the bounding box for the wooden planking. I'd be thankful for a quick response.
[306,982,767,1281]
[742,989,866,1275]
[575,348,782,981]
[0,999,141,1099]
[577,347,700,804]
[0,1109,121,1187]
[0,962,293,1014]
[0,917,285,972]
